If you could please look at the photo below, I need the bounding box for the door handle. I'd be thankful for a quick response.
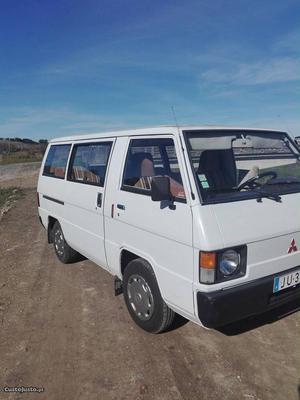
[117,204,125,210]
[97,193,103,208]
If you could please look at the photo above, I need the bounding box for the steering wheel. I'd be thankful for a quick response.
[239,171,277,190]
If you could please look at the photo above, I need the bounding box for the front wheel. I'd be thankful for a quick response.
[123,258,175,333]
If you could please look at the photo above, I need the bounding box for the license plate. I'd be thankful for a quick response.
[273,269,300,293]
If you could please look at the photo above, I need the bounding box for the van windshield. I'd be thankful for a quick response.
[184,130,300,204]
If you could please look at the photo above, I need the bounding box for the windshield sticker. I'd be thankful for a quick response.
[198,174,207,182]
[201,180,210,189]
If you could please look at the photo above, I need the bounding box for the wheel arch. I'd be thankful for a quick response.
[119,247,168,298]
[119,247,158,278]
[47,216,57,243]
[120,248,176,333]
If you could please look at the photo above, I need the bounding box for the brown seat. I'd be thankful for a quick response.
[72,166,100,184]
[128,152,155,178]
[124,152,155,189]
[124,151,186,198]
[50,167,65,178]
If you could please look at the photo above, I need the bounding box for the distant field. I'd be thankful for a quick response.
[0,139,46,165]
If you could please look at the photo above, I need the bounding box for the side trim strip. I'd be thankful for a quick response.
[43,195,64,205]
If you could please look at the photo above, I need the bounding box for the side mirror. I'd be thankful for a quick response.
[295,137,300,148]
[151,176,172,202]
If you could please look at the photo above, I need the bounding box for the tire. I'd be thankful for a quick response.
[52,221,79,264]
[123,258,175,333]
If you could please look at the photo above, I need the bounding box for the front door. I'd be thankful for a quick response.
[104,135,194,316]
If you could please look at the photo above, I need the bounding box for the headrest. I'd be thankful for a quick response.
[127,152,155,177]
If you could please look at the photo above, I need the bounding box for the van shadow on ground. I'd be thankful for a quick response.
[216,298,300,336]
[165,298,300,335]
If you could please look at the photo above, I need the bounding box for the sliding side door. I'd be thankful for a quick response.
[63,139,114,269]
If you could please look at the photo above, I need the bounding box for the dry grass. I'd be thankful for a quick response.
[0,152,43,165]
[0,187,23,213]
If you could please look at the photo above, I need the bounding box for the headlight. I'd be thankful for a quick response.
[219,250,240,276]
[199,246,247,284]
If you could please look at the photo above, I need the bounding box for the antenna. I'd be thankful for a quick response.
[171,106,179,128]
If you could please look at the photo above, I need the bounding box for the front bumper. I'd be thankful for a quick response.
[197,266,300,328]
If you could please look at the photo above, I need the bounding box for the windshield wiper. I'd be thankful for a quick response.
[243,187,282,203]
[256,190,282,203]
[264,177,300,185]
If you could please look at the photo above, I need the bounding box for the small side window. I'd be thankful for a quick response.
[122,138,186,201]
[68,142,112,187]
[43,144,71,179]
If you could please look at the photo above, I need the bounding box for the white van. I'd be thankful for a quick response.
[37,126,300,333]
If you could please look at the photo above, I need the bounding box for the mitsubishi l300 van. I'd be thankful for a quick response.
[37,126,300,333]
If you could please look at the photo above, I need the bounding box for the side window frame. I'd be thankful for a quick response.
[121,136,187,203]
[42,144,71,180]
[67,141,113,187]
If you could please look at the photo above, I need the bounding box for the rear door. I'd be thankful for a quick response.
[63,139,114,268]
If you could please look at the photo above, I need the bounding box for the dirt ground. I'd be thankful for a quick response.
[0,168,299,400]
[0,162,41,191]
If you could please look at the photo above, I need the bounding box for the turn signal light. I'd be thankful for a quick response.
[199,251,216,284]
[200,252,216,269]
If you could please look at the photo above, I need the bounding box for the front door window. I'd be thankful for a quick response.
[122,138,186,201]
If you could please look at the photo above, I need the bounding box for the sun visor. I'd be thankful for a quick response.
[188,135,235,150]
[243,132,287,149]
[187,131,289,151]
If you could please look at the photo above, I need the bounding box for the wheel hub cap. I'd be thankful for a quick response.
[54,229,65,256]
[127,274,154,321]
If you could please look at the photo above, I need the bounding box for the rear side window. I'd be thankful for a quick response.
[43,144,71,179]
[68,142,112,187]
[122,138,186,200]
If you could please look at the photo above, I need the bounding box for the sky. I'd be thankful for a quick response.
[0,0,299,140]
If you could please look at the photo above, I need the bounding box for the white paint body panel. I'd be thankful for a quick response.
[37,126,300,326]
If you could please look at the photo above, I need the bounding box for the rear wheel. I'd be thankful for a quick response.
[123,258,175,333]
[52,221,79,264]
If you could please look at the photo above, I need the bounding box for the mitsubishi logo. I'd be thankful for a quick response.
[288,238,298,254]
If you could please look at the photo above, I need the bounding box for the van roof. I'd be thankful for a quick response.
[50,125,286,143]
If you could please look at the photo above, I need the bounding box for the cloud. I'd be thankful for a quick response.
[274,29,300,54]
[201,57,300,85]
[232,117,300,136]
[0,107,137,139]
[199,28,300,87]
